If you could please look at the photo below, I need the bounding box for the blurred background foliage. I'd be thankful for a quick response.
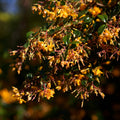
[0,0,120,120]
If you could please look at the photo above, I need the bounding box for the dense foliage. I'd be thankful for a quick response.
[10,0,120,107]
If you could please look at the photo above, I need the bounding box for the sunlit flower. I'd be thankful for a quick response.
[56,86,61,90]
[89,6,101,16]
[40,89,55,100]
[92,66,103,76]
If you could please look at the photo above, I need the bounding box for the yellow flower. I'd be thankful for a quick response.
[41,89,55,100]
[81,94,84,99]
[47,41,54,52]
[104,61,111,65]
[48,56,55,66]
[83,28,87,32]
[56,86,61,90]
[32,6,37,12]
[89,6,101,17]
[79,14,86,19]
[38,4,41,10]
[112,16,116,22]
[61,61,67,67]
[75,79,81,86]
[47,83,51,88]
[38,66,43,71]
[63,86,68,92]
[71,13,78,20]
[96,18,100,22]
[90,85,93,90]
[95,77,100,83]
[56,1,61,6]
[19,99,26,104]
[59,9,68,18]
[12,87,26,104]
[92,66,103,76]
[47,12,56,21]
[99,91,105,99]
[81,68,89,74]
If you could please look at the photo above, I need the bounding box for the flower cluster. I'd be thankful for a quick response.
[10,0,120,107]
[89,6,102,17]
[32,1,78,21]
[99,16,120,45]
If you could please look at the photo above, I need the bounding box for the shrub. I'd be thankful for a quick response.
[10,0,120,107]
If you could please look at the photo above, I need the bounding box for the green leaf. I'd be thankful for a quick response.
[86,73,93,79]
[26,31,34,38]
[110,4,120,18]
[61,0,65,5]
[50,2,56,8]
[63,34,71,45]
[98,15,106,23]
[50,51,55,56]
[98,24,106,35]
[64,73,70,76]
[78,10,88,18]
[26,73,33,79]
[48,29,55,35]
[23,41,30,48]
[48,27,61,35]
[103,14,108,22]
[84,16,92,23]
[71,41,80,44]
[81,80,87,86]
[73,29,81,37]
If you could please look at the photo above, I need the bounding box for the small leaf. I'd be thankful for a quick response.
[103,14,108,22]
[64,73,69,76]
[23,41,30,48]
[110,4,120,18]
[71,41,80,44]
[63,34,71,45]
[84,16,92,23]
[61,0,65,5]
[26,31,34,38]
[26,73,33,79]
[81,80,87,86]
[78,10,88,18]
[86,73,93,79]
[73,29,81,37]
[98,24,106,35]
[48,27,61,35]
[50,51,55,56]
[98,15,106,23]
[48,29,55,35]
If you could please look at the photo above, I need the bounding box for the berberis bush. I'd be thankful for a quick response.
[10,0,120,107]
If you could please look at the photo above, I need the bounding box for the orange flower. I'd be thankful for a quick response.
[40,89,55,100]
[89,6,101,17]
[80,3,86,11]
[92,66,103,76]
[75,79,81,86]
[56,86,61,90]
[32,6,37,12]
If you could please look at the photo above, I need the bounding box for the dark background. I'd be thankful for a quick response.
[0,0,120,120]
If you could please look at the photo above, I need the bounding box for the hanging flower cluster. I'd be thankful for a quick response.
[10,0,120,107]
